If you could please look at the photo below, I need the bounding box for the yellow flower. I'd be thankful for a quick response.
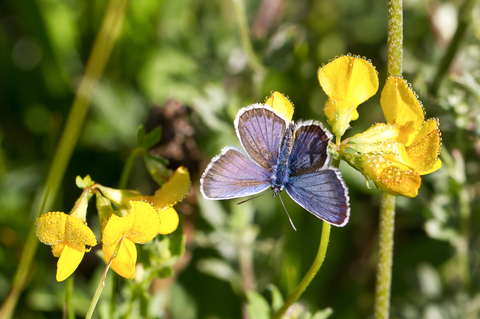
[264,91,294,122]
[318,54,379,138]
[102,201,160,279]
[157,207,179,234]
[36,212,97,281]
[138,166,190,216]
[338,77,442,197]
[380,76,442,175]
[340,123,422,197]
[97,166,190,235]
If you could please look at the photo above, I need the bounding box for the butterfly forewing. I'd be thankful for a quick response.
[285,169,350,226]
[235,104,287,170]
[200,147,271,199]
[288,121,332,174]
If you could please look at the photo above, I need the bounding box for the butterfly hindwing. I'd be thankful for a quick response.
[285,169,350,226]
[235,104,287,170]
[288,121,332,174]
[200,147,271,199]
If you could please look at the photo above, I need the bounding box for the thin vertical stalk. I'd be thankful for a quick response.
[118,148,143,189]
[374,193,397,319]
[86,238,124,319]
[386,0,403,77]
[65,276,74,319]
[232,0,266,97]
[374,0,402,318]
[0,1,130,318]
[272,221,331,319]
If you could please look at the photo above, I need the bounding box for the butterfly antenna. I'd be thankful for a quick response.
[237,189,274,205]
[278,193,297,231]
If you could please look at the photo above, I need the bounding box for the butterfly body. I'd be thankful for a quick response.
[201,103,350,227]
[271,122,294,191]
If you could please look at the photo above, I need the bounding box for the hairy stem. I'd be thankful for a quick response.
[374,193,397,319]
[374,0,402,318]
[386,0,403,77]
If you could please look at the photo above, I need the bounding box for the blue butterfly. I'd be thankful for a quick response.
[200,103,350,227]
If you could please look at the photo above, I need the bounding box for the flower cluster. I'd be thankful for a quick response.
[318,54,442,197]
[35,167,190,281]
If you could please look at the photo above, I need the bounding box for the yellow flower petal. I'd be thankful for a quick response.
[36,212,96,252]
[318,55,379,137]
[362,154,421,198]
[127,201,160,243]
[56,243,85,282]
[264,91,294,122]
[405,118,442,174]
[343,123,402,155]
[52,242,66,258]
[149,166,191,210]
[380,76,425,145]
[102,213,134,247]
[421,159,442,175]
[36,212,67,246]
[103,238,137,279]
[65,215,97,251]
[158,207,179,235]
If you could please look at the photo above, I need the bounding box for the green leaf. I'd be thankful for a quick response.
[142,126,162,149]
[298,313,312,319]
[75,175,93,189]
[198,196,227,230]
[156,266,175,279]
[311,308,333,319]
[246,291,270,319]
[136,125,146,147]
[197,258,239,282]
[197,258,243,293]
[143,152,170,186]
[267,284,284,313]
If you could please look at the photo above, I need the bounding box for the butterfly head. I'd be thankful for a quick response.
[272,185,283,198]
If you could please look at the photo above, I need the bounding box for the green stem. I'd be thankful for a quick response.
[118,148,143,189]
[111,147,143,318]
[109,274,118,319]
[65,276,75,319]
[0,1,130,318]
[104,146,146,316]
[429,0,477,96]
[232,0,266,97]
[86,238,124,319]
[386,0,403,78]
[374,1,402,318]
[374,193,396,319]
[272,221,331,319]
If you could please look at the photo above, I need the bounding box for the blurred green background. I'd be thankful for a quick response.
[1,0,479,318]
